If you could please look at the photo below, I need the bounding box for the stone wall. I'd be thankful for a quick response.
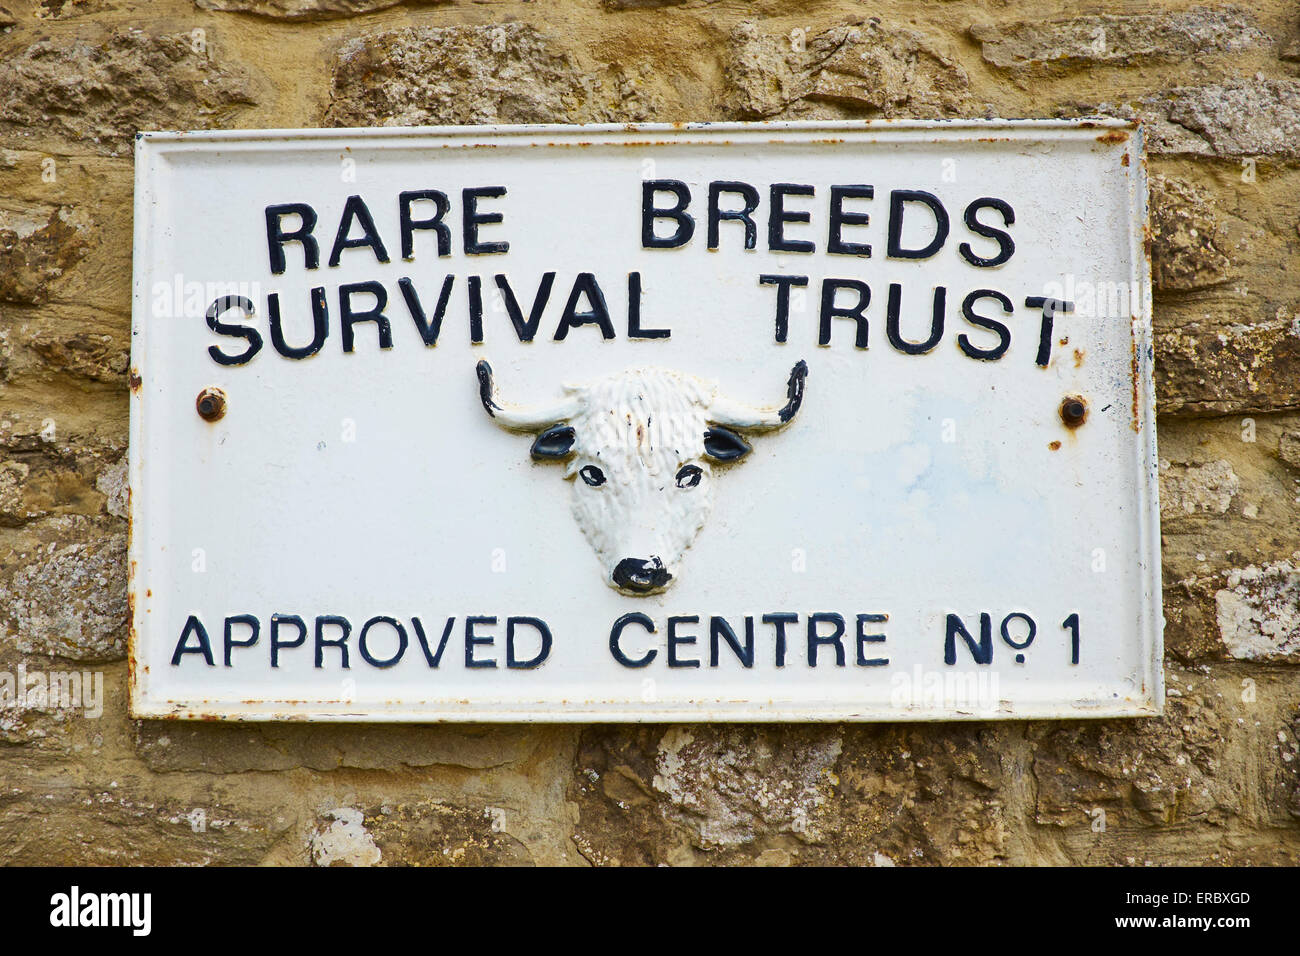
[1,0,1298,865]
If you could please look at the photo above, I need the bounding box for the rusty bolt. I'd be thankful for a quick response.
[196,387,227,422]
[1060,395,1087,428]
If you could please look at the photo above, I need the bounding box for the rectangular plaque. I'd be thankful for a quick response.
[128,120,1161,720]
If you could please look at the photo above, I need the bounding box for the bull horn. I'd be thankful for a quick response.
[707,360,807,430]
[476,359,580,430]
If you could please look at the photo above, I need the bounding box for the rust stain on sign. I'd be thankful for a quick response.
[1130,335,1142,433]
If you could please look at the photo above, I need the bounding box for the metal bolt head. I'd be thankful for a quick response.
[196,386,227,422]
[1060,395,1087,428]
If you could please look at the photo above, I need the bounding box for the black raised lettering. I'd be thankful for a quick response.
[641,181,694,248]
[887,189,950,260]
[205,295,263,366]
[399,189,451,259]
[462,187,509,255]
[957,289,1012,360]
[828,185,873,257]
[267,288,328,359]
[820,278,871,348]
[265,203,319,274]
[328,195,389,267]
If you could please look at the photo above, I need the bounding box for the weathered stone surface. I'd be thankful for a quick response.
[572,724,1009,865]
[26,329,129,383]
[0,423,123,527]
[95,454,127,519]
[1280,431,1300,469]
[1163,570,1231,663]
[0,785,288,865]
[308,807,381,865]
[1138,79,1300,158]
[970,8,1268,71]
[1215,559,1300,661]
[1159,459,1239,520]
[0,205,94,305]
[34,0,125,18]
[1033,669,1239,828]
[726,20,973,119]
[1285,713,1300,821]
[196,0,439,20]
[572,725,841,863]
[326,23,657,128]
[1155,308,1300,415]
[135,721,539,772]
[602,0,692,7]
[309,800,531,866]
[649,725,842,848]
[832,724,1010,867]
[0,516,127,662]
[0,461,40,525]
[1148,175,1230,293]
[0,30,256,156]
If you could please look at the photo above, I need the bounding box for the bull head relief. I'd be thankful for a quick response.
[476,359,808,595]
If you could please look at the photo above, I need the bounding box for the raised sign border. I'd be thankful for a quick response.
[128,119,1162,722]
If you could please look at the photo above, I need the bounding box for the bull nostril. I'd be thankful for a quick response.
[612,556,672,592]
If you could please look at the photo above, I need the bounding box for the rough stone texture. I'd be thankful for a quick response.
[0,516,127,662]
[308,807,382,865]
[1033,674,1229,829]
[1148,174,1231,293]
[33,0,135,18]
[647,726,842,848]
[1138,79,1300,159]
[0,421,125,527]
[197,0,438,19]
[726,20,974,119]
[1029,666,1300,861]
[94,454,127,519]
[0,461,39,525]
[134,721,542,773]
[1216,560,1300,661]
[1,0,1299,869]
[0,785,291,865]
[602,0,693,8]
[1156,308,1300,415]
[326,23,659,128]
[310,800,532,866]
[970,8,1268,71]
[0,205,94,305]
[1159,459,1239,520]
[572,723,1012,865]
[1280,431,1300,470]
[0,29,257,156]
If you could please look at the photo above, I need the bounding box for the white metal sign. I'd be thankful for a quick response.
[129,120,1161,721]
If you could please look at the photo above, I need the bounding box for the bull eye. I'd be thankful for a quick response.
[579,464,606,487]
[675,464,703,489]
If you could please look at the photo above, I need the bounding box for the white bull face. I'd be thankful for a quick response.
[477,361,807,595]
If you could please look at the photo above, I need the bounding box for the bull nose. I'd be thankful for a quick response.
[612,557,672,593]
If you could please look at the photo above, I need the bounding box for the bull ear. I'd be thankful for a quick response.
[703,426,751,462]
[530,424,575,460]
